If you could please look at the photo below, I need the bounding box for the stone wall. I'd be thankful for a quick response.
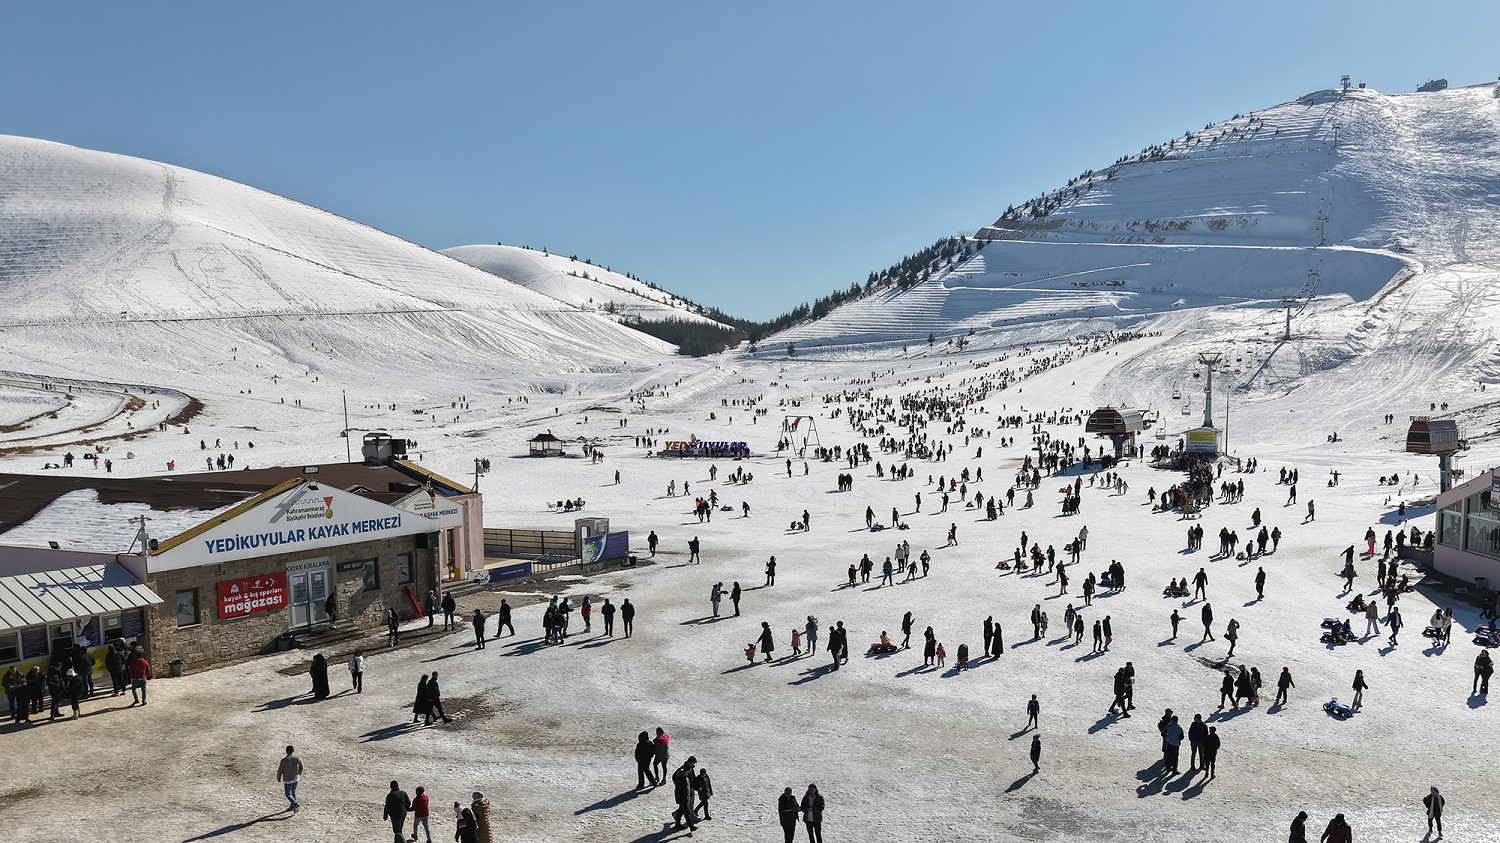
[146,536,439,672]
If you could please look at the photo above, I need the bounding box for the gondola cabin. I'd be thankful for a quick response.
[1405,418,1460,455]
[1085,407,1149,458]
[1406,417,1465,492]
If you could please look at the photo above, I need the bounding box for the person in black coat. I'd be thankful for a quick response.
[801,784,825,843]
[731,582,742,616]
[1201,726,1220,779]
[777,787,799,843]
[310,653,330,699]
[105,643,127,696]
[382,780,410,843]
[758,622,776,662]
[991,620,1004,657]
[1423,786,1445,839]
[413,675,430,724]
[621,599,636,637]
[635,731,657,788]
[63,669,85,719]
[693,767,714,820]
[671,759,698,831]
[496,598,514,637]
[454,807,478,843]
[324,593,338,629]
[1187,714,1208,769]
[1289,810,1308,843]
[441,593,457,631]
[425,671,451,724]
[471,609,486,650]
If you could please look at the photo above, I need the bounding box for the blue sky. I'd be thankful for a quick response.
[3,2,1497,319]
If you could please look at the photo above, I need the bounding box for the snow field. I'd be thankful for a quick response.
[3,339,1497,842]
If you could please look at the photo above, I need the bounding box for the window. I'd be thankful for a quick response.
[175,590,200,626]
[1439,506,1462,548]
[103,613,124,642]
[49,623,74,655]
[396,553,413,585]
[0,631,18,663]
[361,559,380,592]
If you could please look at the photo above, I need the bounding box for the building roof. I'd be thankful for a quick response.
[530,432,563,443]
[0,460,473,550]
[0,563,161,633]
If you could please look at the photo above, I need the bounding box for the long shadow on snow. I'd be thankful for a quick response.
[575,788,641,815]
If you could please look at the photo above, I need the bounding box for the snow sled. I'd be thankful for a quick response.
[866,643,899,655]
[1163,585,1189,598]
[896,522,910,531]
[1100,574,1119,589]
[1345,596,1366,613]
[995,560,1012,571]
[1321,629,1354,645]
[1474,628,1500,647]
[1321,618,1342,630]
[1323,699,1355,718]
[869,524,886,532]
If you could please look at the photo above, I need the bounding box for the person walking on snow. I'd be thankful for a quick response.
[276,746,303,812]
[1201,603,1215,641]
[1424,785,1445,839]
[1352,669,1369,710]
[1274,667,1295,705]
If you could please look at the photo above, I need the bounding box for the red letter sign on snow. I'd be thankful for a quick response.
[217,573,290,619]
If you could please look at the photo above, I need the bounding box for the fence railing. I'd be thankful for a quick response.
[483,528,577,562]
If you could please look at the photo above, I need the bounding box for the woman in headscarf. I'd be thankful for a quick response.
[413,674,430,724]
[309,653,330,699]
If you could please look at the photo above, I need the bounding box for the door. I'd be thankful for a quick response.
[287,560,332,630]
[289,572,311,629]
[309,570,330,625]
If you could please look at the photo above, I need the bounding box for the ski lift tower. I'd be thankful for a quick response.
[1185,353,1224,456]
[782,414,821,458]
[1405,417,1466,492]
[1280,298,1298,341]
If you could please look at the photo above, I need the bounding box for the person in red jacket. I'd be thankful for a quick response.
[410,785,431,843]
[127,650,152,706]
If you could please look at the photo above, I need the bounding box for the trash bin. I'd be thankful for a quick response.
[169,659,185,678]
[277,633,294,652]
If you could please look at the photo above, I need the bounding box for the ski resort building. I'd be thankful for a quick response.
[1432,465,1500,585]
[0,458,482,673]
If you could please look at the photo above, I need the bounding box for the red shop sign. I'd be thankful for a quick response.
[217,572,289,619]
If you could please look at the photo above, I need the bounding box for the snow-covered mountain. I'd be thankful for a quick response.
[442,244,731,329]
[0,134,675,392]
[770,83,1500,394]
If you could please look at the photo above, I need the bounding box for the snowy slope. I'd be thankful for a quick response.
[772,84,1500,375]
[442,244,731,328]
[0,135,675,386]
